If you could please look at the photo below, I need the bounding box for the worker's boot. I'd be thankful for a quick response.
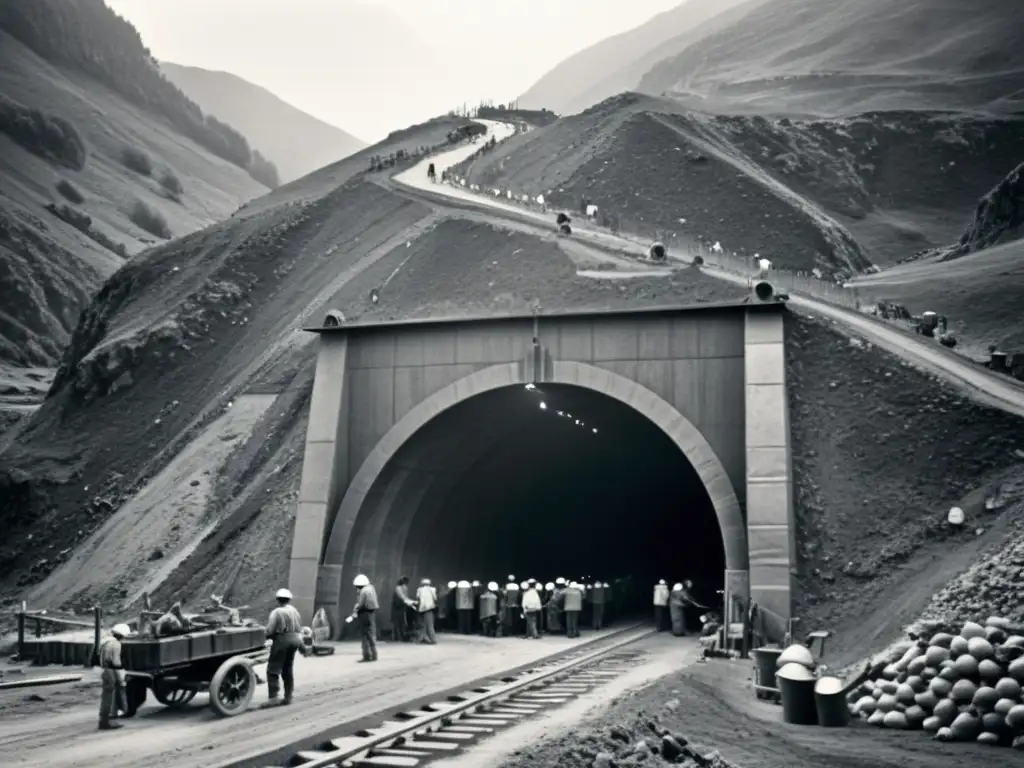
[98,720,123,730]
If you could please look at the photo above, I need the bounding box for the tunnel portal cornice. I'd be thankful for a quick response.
[290,302,795,640]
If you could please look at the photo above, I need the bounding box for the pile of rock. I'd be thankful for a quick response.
[847,618,1024,748]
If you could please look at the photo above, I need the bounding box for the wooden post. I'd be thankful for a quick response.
[90,605,101,668]
[17,608,25,662]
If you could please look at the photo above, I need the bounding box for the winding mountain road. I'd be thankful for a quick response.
[393,121,1024,420]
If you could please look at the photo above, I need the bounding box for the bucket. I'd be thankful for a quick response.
[752,647,782,691]
[813,676,850,728]
[776,662,818,726]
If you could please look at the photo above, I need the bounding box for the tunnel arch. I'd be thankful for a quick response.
[324,360,748,606]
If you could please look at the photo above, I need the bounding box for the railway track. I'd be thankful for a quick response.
[220,625,654,768]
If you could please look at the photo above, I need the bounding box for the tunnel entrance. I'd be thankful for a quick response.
[342,382,727,616]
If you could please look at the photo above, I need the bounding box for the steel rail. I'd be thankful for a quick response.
[248,624,653,768]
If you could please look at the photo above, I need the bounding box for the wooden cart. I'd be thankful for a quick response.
[120,626,268,718]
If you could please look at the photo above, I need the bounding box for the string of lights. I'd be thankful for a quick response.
[523,383,598,434]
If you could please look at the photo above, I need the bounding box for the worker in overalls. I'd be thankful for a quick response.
[669,583,687,636]
[455,580,474,634]
[479,583,499,637]
[471,580,483,633]
[563,582,583,638]
[502,580,520,637]
[522,580,543,639]
[265,587,303,705]
[438,581,456,631]
[391,577,415,641]
[350,574,379,662]
[98,623,130,730]
[590,581,606,630]
[653,580,670,631]
[549,578,565,634]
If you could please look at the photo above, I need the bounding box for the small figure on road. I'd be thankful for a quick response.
[98,623,130,730]
[415,578,438,644]
[350,574,379,662]
[427,162,436,182]
[265,588,303,706]
[653,580,670,631]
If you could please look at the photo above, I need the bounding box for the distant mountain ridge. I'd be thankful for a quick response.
[161,62,367,184]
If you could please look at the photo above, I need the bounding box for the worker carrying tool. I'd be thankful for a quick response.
[98,623,131,730]
[349,574,379,662]
[653,580,670,631]
[415,578,438,644]
[455,579,474,634]
[480,582,499,637]
[264,588,303,707]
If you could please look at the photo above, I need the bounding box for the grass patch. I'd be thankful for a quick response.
[55,179,85,204]
[129,200,171,239]
[122,146,153,176]
[44,203,128,258]
[0,93,87,170]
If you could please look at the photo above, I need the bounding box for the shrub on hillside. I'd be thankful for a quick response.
[0,93,87,170]
[249,149,280,189]
[44,202,129,258]
[122,146,153,176]
[129,200,171,239]
[0,0,271,183]
[56,178,85,204]
[159,169,184,200]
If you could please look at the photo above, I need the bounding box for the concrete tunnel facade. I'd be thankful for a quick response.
[288,301,796,640]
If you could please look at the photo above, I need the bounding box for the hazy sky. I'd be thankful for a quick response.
[107,0,684,141]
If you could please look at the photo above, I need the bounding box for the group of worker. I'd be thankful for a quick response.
[391,575,621,646]
[651,579,707,636]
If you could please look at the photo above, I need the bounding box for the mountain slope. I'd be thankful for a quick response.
[638,0,1024,116]
[161,63,366,184]
[0,29,267,368]
[518,0,755,115]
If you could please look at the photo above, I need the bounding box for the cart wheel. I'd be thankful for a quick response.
[154,678,198,709]
[123,678,148,717]
[209,657,256,717]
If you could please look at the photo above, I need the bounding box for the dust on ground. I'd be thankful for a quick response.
[500,657,989,768]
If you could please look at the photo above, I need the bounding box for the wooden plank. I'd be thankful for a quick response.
[0,674,83,691]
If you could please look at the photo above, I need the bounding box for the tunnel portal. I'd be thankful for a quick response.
[289,301,795,639]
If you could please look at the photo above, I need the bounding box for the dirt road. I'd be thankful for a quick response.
[396,123,1024,419]
[0,630,633,768]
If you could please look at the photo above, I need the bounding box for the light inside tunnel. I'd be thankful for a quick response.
[343,384,726,614]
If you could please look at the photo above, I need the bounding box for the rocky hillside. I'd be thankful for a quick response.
[0,0,280,368]
[638,0,1024,117]
[950,161,1024,258]
[517,0,756,116]
[161,62,366,184]
[451,94,1023,273]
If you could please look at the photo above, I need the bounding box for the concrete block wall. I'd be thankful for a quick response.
[744,310,794,639]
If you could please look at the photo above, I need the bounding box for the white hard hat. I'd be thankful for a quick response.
[673,583,683,591]
[353,574,369,587]
[506,582,519,590]
[520,581,528,589]
[569,581,578,589]
[111,623,131,638]
[421,578,431,585]
[507,574,515,581]
[471,580,481,586]
[603,582,610,588]
[545,582,555,590]
[457,580,470,588]
[447,580,457,588]
[487,581,499,591]
[276,588,293,600]
[658,579,666,585]
[555,577,566,585]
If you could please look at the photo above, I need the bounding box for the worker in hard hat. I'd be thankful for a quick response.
[415,578,438,644]
[98,623,130,730]
[548,578,565,634]
[590,581,605,630]
[521,579,543,639]
[391,576,416,642]
[470,580,483,633]
[437,580,456,631]
[669,583,687,636]
[653,580,670,631]
[455,580,473,634]
[502,580,520,638]
[349,574,379,662]
[479,582,499,637]
[563,581,583,638]
[265,588,303,706]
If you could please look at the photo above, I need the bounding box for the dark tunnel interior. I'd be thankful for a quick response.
[344,383,727,618]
